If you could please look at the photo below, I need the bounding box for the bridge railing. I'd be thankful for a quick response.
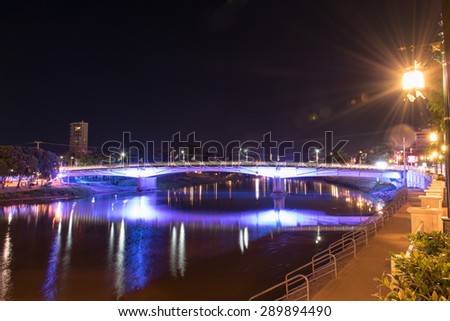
[249,188,408,301]
[60,162,403,171]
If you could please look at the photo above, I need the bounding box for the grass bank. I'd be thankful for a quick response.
[0,185,93,205]
[0,182,135,206]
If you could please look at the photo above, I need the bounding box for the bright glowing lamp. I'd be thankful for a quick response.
[430,132,438,143]
[402,70,425,90]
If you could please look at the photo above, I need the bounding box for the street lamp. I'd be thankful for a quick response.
[315,149,320,166]
[181,150,185,162]
[401,30,450,228]
[121,152,126,166]
[70,156,74,167]
[441,0,450,231]
[430,132,438,143]
[402,61,425,102]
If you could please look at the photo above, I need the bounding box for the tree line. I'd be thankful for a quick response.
[0,146,59,189]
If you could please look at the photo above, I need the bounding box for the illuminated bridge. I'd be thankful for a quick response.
[58,162,429,191]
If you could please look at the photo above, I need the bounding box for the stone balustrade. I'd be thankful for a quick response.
[407,179,446,233]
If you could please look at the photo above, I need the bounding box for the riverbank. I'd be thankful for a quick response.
[320,177,399,203]
[0,181,135,206]
[0,173,244,206]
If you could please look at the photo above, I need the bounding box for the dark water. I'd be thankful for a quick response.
[0,178,379,300]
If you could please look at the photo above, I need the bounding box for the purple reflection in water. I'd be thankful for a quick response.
[0,179,378,300]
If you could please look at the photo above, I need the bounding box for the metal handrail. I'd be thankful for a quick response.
[248,279,293,301]
[249,187,408,301]
[285,274,310,301]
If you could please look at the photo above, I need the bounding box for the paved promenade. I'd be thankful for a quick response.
[311,189,423,301]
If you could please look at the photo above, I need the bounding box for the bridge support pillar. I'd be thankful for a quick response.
[137,177,157,192]
[271,177,286,197]
[273,196,286,211]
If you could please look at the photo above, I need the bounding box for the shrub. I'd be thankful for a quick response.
[375,231,450,301]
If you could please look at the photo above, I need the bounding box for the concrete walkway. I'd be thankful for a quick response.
[311,189,423,301]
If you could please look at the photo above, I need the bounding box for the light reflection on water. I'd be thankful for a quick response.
[0,178,378,300]
[0,213,13,300]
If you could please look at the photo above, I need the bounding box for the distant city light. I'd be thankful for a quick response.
[430,132,438,143]
[375,161,388,169]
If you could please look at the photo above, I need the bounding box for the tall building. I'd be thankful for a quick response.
[414,128,432,156]
[69,121,88,155]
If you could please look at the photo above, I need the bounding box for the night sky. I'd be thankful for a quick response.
[0,0,442,153]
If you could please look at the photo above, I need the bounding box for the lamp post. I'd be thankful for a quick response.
[430,132,438,173]
[442,0,450,230]
[315,149,320,166]
[403,137,406,186]
[239,148,248,163]
[404,1,450,229]
[402,62,450,225]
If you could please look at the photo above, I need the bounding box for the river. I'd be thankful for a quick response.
[0,177,379,300]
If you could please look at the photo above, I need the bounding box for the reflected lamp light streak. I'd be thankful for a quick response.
[315,226,322,244]
[108,223,115,273]
[62,203,76,285]
[52,201,62,227]
[125,223,152,291]
[243,227,249,250]
[1,221,13,300]
[239,229,244,254]
[178,223,186,277]
[42,221,62,300]
[263,177,267,198]
[114,220,126,299]
[169,223,186,278]
[170,226,178,277]
[189,186,194,206]
[331,186,339,198]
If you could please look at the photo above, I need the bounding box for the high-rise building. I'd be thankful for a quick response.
[414,127,432,156]
[69,121,88,155]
